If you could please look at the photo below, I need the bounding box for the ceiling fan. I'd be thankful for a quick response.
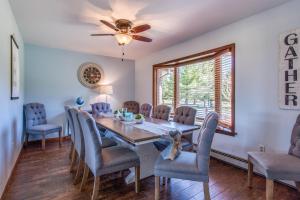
[91,19,152,45]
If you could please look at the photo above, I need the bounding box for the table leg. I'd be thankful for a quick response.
[120,142,160,184]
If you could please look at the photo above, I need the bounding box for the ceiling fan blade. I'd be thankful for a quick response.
[131,24,151,33]
[90,33,115,36]
[100,20,118,31]
[132,35,152,42]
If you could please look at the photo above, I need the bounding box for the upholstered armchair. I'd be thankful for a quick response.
[91,102,112,117]
[152,104,171,120]
[140,103,153,117]
[154,112,219,200]
[248,114,300,199]
[69,108,117,184]
[24,103,62,150]
[173,106,197,151]
[123,101,140,114]
[78,111,140,200]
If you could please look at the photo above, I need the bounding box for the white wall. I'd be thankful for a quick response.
[135,0,300,159]
[25,44,135,138]
[0,0,24,197]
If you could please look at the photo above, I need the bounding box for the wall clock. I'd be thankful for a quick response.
[77,62,104,89]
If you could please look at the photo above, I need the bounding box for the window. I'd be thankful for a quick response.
[153,44,235,136]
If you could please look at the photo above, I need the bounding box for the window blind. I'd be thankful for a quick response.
[153,44,235,135]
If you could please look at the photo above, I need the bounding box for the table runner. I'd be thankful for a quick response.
[121,120,182,160]
[121,121,174,136]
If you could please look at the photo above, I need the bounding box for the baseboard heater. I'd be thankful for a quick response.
[210,149,248,163]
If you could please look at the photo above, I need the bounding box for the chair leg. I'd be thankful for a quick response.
[42,134,46,150]
[266,179,274,200]
[248,160,253,188]
[135,166,140,193]
[203,182,211,200]
[91,176,100,200]
[69,142,74,159]
[80,163,89,191]
[155,176,160,200]
[25,133,29,147]
[58,130,62,147]
[70,149,77,172]
[73,159,84,185]
[296,182,300,192]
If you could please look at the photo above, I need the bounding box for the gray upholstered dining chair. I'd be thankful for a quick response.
[24,103,62,150]
[69,108,117,184]
[152,105,172,151]
[78,111,141,200]
[91,102,112,117]
[69,108,85,183]
[64,105,75,159]
[154,112,219,200]
[140,103,153,117]
[173,106,197,151]
[123,101,140,114]
[91,102,113,136]
[152,104,171,120]
[248,114,300,200]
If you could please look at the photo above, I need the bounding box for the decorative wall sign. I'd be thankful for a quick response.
[11,35,20,100]
[279,29,300,110]
[77,62,104,89]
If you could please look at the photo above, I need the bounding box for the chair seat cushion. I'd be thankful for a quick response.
[27,124,62,134]
[248,152,300,180]
[101,137,117,148]
[155,151,207,181]
[98,146,140,176]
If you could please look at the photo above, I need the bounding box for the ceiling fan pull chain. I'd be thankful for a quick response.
[121,46,125,62]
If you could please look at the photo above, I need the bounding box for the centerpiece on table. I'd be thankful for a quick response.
[135,114,145,124]
[114,109,122,119]
[114,108,134,122]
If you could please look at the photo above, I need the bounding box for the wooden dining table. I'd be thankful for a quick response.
[94,117,200,184]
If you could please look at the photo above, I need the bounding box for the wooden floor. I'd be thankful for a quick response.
[2,140,299,200]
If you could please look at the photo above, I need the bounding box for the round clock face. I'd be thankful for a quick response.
[77,62,103,89]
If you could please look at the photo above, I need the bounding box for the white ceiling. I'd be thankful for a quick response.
[10,0,291,60]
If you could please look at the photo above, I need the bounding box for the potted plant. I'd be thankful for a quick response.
[135,114,145,124]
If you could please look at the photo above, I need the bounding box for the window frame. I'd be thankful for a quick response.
[152,44,236,136]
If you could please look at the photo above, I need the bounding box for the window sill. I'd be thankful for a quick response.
[195,121,236,137]
[216,128,236,137]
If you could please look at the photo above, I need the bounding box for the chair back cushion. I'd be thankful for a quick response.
[140,103,153,117]
[196,112,219,175]
[24,103,47,130]
[173,106,196,125]
[152,105,171,121]
[91,102,112,117]
[123,101,139,114]
[289,114,300,158]
[70,108,85,158]
[64,106,75,142]
[78,111,102,176]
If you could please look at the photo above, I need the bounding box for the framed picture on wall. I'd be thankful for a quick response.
[11,35,20,100]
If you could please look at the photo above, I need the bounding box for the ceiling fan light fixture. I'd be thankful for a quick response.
[115,33,132,45]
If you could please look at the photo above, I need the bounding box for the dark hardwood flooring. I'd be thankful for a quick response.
[2,140,299,200]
